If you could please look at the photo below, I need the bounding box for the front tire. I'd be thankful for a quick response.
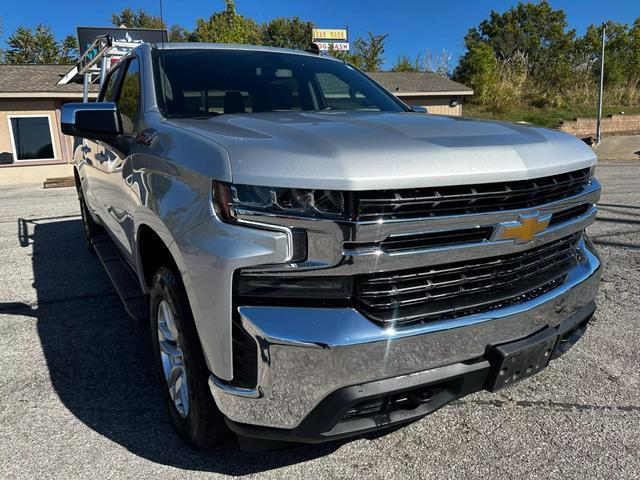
[149,266,229,450]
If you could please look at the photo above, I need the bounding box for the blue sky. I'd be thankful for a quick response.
[1,0,638,69]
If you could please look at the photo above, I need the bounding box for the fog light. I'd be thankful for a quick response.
[235,273,353,300]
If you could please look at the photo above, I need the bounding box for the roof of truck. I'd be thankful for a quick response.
[152,42,331,58]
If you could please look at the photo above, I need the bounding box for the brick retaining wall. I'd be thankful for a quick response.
[557,114,640,137]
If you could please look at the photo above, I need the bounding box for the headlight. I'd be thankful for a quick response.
[214,181,346,221]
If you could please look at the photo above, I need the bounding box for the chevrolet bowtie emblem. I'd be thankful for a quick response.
[493,212,551,244]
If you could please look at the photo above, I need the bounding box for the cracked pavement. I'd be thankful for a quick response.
[1,162,639,479]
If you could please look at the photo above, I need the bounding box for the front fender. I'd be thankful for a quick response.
[172,216,289,380]
[130,154,290,379]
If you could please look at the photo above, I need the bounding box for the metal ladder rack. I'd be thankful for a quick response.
[57,34,143,102]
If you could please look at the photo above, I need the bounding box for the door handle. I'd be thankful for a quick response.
[95,152,108,163]
[80,146,91,154]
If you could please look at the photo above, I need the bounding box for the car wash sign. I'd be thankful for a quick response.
[312,28,349,53]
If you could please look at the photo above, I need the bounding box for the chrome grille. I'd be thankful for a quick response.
[355,168,590,220]
[355,234,581,326]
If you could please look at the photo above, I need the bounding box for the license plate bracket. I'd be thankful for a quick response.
[486,327,558,392]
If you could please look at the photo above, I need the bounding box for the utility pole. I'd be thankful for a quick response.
[596,25,606,145]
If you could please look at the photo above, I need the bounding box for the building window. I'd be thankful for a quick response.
[8,115,55,161]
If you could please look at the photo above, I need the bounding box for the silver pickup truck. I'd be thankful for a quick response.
[61,43,601,449]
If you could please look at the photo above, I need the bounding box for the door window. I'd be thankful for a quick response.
[117,58,141,135]
[101,67,121,102]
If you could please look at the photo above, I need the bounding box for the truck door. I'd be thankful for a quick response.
[93,56,141,265]
[82,65,123,220]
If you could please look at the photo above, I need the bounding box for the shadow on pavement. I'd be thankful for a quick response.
[598,202,640,212]
[5,215,376,475]
[592,200,640,250]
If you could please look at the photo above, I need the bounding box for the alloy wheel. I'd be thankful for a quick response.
[157,299,190,417]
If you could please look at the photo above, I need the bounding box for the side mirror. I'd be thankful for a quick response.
[409,105,428,113]
[61,102,122,140]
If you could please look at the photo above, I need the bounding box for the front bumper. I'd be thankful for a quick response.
[209,238,600,440]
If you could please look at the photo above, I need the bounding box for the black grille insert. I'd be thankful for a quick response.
[344,227,494,253]
[229,319,258,389]
[354,168,590,220]
[355,234,581,326]
[549,203,590,226]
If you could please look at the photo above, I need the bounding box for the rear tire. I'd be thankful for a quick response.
[149,266,229,450]
[77,184,101,252]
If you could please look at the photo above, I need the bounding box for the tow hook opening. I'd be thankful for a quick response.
[552,314,592,359]
[341,383,456,422]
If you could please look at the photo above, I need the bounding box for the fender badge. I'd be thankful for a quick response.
[136,129,158,147]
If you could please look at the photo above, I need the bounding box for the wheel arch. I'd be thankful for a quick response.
[73,165,81,190]
[135,221,219,374]
[136,223,180,293]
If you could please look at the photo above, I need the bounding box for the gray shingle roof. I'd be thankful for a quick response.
[0,64,98,95]
[367,71,472,95]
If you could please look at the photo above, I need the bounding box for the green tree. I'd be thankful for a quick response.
[327,46,362,68]
[581,22,631,86]
[58,35,79,64]
[392,55,420,72]
[465,1,575,77]
[111,8,165,29]
[628,19,640,85]
[0,21,4,62]
[4,25,77,64]
[329,32,387,71]
[4,27,35,63]
[169,24,190,42]
[454,42,498,101]
[455,1,583,107]
[261,17,314,50]
[111,8,189,44]
[191,0,261,44]
[355,32,387,71]
[457,0,576,99]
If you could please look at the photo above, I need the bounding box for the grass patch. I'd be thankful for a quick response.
[463,104,640,129]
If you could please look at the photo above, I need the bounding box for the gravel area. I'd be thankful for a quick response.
[1,162,638,479]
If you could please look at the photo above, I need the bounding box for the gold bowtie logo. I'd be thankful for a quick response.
[494,212,551,244]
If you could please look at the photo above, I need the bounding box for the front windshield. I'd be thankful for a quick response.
[155,49,407,117]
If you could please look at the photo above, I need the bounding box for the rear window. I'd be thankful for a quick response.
[154,49,406,117]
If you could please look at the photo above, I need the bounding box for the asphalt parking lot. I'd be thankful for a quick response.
[1,161,639,479]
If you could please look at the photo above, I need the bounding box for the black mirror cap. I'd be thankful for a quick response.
[61,102,122,139]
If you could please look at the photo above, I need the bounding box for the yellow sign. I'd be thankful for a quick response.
[494,213,551,244]
[312,28,348,41]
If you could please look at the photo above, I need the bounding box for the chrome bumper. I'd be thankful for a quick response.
[209,238,600,430]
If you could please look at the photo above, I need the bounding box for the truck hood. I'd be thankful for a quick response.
[168,111,596,190]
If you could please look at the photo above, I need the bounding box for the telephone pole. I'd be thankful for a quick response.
[596,25,606,145]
